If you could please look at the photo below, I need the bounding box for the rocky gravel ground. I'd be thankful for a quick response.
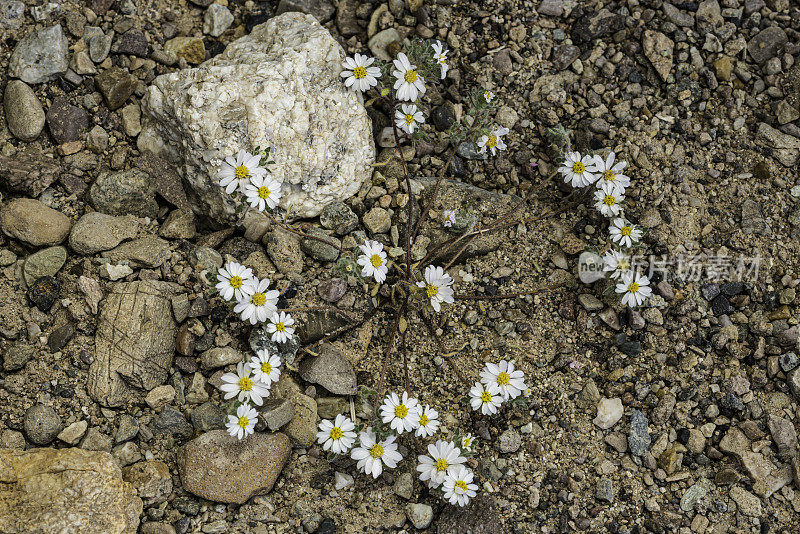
[2,0,800,533]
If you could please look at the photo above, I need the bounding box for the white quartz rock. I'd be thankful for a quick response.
[138,13,375,223]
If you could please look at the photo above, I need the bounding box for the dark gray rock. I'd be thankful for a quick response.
[190,402,226,432]
[24,404,62,445]
[628,410,651,457]
[300,227,340,262]
[747,26,788,65]
[596,477,613,502]
[153,406,194,440]
[3,342,34,372]
[436,494,501,534]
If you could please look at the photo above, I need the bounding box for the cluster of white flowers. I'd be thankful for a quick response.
[559,151,652,308]
[340,43,508,162]
[216,261,290,326]
[211,261,298,440]
[219,351,282,440]
[469,360,528,415]
[316,390,478,506]
[217,149,282,213]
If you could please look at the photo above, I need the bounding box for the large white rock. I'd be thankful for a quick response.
[138,13,375,223]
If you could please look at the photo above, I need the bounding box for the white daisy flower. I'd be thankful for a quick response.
[416,440,467,488]
[432,40,449,79]
[594,181,624,218]
[379,391,421,434]
[615,271,652,308]
[442,466,478,507]
[217,149,266,195]
[416,265,454,312]
[244,175,282,212]
[356,239,389,284]
[350,428,403,479]
[247,349,281,387]
[341,53,382,92]
[469,381,503,415]
[460,433,475,453]
[602,249,631,280]
[316,414,357,455]
[479,360,527,401]
[609,218,642,248]
[395,103,425,134]
[226,403,257,440]
[392,52,426,102]
[476,126,509,156]
[233,277,280,325]
[215,262,255,302]
[559,152,598,188]
[220,362,270,406]
[415,405,440,438]
[443,209,458,228]
[266,311,295,344]
[589,152,630,191]
[483,90,495,103]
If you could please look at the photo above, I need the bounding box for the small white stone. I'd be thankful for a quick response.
[578,251,605,284]
[203,4,234,38]
[334,471,353,490]
[593,397,623,429]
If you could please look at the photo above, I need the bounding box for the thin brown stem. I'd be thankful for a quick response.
[280,306,356,322]
[411,148,457,242]
[420,311,466,383]
[453,281,564,300]
[389,110,414,279]
[375,303,405,410]
[263,211,345,254]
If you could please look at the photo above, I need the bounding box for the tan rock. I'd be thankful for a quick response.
[0,448,142,533]
[177,430,290,504]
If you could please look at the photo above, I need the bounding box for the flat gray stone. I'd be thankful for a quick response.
[8,24,68,84]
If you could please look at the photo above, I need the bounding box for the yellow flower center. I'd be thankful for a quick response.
[237,416,249,428]
[258,186,271,200]
[572,162,585,174]
[261,362,272,374]
[618,259,629,271]
[426,284,438,298]
[603,169,616,181]
[251,292,266,306]
[628,282,640,293]
[419,414,429,427]
[394,404,409,418]
[238,377,253,391]
[369,444,384,459]
[620,226,632,236]
[480,391,492,403]
[370,254,383,268]
[235,165,249,180]
[275,322,286,332]
[455,480,469,491]
[353,66,367,79]
[497,372,511,386]
[486,135,497,148]
[404,70,418,83]
[463,438,471,448]
[603,195,616,206]
[405,113,414,125]
[330,427,344,440]
[435,458,449,472]
[229,275,243,289]
[484,91,493,102]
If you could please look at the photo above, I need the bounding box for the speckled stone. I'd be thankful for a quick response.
[177,430,290,504]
